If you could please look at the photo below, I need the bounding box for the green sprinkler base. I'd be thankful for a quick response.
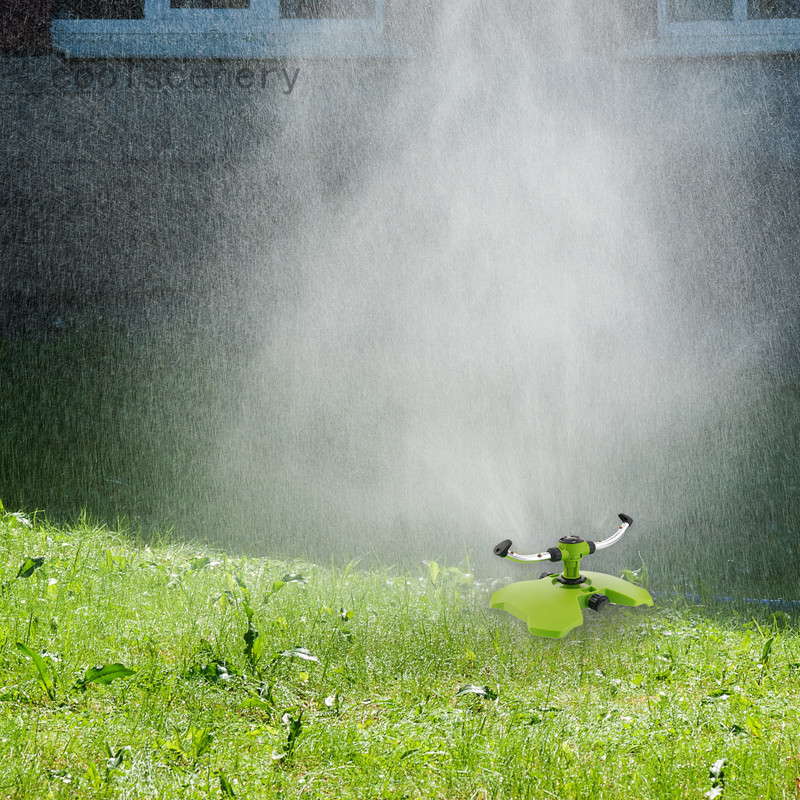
[490,571,653,638]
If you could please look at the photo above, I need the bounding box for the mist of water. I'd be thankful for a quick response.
[3,2,798,594]
[195,4,797,580]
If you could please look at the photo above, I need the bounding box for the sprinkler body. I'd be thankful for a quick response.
[490,514,652,638]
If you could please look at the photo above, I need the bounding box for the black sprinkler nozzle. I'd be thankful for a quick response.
[618,513,633,526]
[494,539,512,558]
[588,593,610,612]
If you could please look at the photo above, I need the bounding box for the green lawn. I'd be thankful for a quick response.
[0,504,797,799]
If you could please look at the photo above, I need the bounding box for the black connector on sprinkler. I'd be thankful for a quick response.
[494,539,512,558]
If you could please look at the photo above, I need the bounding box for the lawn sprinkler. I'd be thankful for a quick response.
[490,514,652,638]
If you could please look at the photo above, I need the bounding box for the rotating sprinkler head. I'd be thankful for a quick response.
[490,514,652,638]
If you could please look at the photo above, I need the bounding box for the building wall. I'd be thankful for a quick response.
[1,0,798,344]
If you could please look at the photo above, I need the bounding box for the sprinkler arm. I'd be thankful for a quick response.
[593,513,632,550]
[493,539,556,564]
[494,514,633,562]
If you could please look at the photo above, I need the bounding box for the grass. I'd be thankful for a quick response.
[1,505,798,799]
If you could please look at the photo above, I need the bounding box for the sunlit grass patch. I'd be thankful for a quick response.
[0,503,798,799]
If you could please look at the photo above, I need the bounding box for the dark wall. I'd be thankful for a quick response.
[0,0,52,54]
[0,54,398,337]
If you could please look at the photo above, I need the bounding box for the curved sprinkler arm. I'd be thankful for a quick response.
[591,513,633,551]
[493,514,634,561]
[493,539,561,564]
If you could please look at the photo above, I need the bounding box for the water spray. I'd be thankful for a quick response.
[490,514,653,637]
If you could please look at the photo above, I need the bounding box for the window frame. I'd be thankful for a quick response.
[51,0,386,57]
[659,0,800,37]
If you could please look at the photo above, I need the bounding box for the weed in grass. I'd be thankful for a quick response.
[74,663,136,691]
[15,642,57,702]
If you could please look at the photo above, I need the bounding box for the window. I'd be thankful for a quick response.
[748,0,800,18]
[667,0,733,21]
[643,0,800,55]
[171,0,249,8]
[279,0,375,18]
[54,0,145,19]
